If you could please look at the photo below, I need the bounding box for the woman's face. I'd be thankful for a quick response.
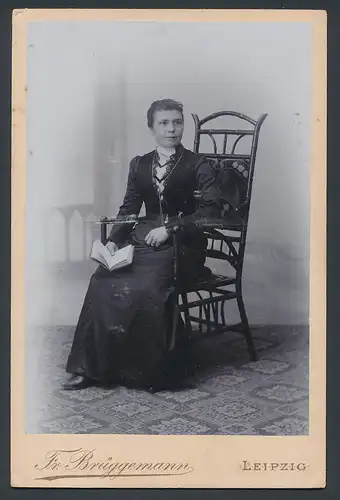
[151,109,184,148]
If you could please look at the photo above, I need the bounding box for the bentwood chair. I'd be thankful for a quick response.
[167,111,267,361]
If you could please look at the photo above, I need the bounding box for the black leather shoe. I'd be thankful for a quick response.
[62,374,94,391]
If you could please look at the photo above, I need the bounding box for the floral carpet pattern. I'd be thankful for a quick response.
[26,325,309,435]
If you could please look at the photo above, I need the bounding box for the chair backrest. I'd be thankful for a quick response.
[192,111,267,223]
[192,111,267,272]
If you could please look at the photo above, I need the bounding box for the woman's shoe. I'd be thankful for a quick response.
[62,374,94,391]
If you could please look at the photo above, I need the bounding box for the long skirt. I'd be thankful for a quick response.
[65,217,206,388]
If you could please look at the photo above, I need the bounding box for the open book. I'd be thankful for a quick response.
[90,240,134,271]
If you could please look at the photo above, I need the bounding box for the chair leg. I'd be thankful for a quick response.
[236,289,257,362]
[168,301,179,352]
[220,299,226,326]
[181,293,192,338]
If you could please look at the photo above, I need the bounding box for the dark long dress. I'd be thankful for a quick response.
[66,144,221,388]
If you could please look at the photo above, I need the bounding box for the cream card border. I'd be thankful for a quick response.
[11,9,327,489]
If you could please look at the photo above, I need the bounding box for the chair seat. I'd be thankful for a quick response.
[178,271,236,293]
[200,216,246,232]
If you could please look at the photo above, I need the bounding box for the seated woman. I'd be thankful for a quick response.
[63,99,221,392]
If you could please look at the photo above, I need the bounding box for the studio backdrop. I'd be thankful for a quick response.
[25,20,311,327]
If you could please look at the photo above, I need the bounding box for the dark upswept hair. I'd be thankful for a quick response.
[147,99,184,128]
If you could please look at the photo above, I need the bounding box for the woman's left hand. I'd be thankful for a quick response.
[145,227,169,248]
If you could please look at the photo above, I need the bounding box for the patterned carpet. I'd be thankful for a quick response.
[26,324,309,435]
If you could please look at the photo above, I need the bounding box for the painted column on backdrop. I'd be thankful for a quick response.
[93,50,128,221]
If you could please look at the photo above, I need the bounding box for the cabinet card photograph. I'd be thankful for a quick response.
[11,9,326,488]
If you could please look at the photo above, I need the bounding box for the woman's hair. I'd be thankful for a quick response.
[147,99,184,128]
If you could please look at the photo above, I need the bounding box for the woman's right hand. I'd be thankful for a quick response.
[106,241,118,255]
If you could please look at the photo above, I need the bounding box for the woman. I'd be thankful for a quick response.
[63,99,221,392]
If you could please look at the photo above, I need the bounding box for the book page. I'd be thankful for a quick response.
[113,245,134,270]
[90,240,110,268]
[106,245,132,271]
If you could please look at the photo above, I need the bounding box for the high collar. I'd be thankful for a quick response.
[155,143,184,157]
[156,145,176,159]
